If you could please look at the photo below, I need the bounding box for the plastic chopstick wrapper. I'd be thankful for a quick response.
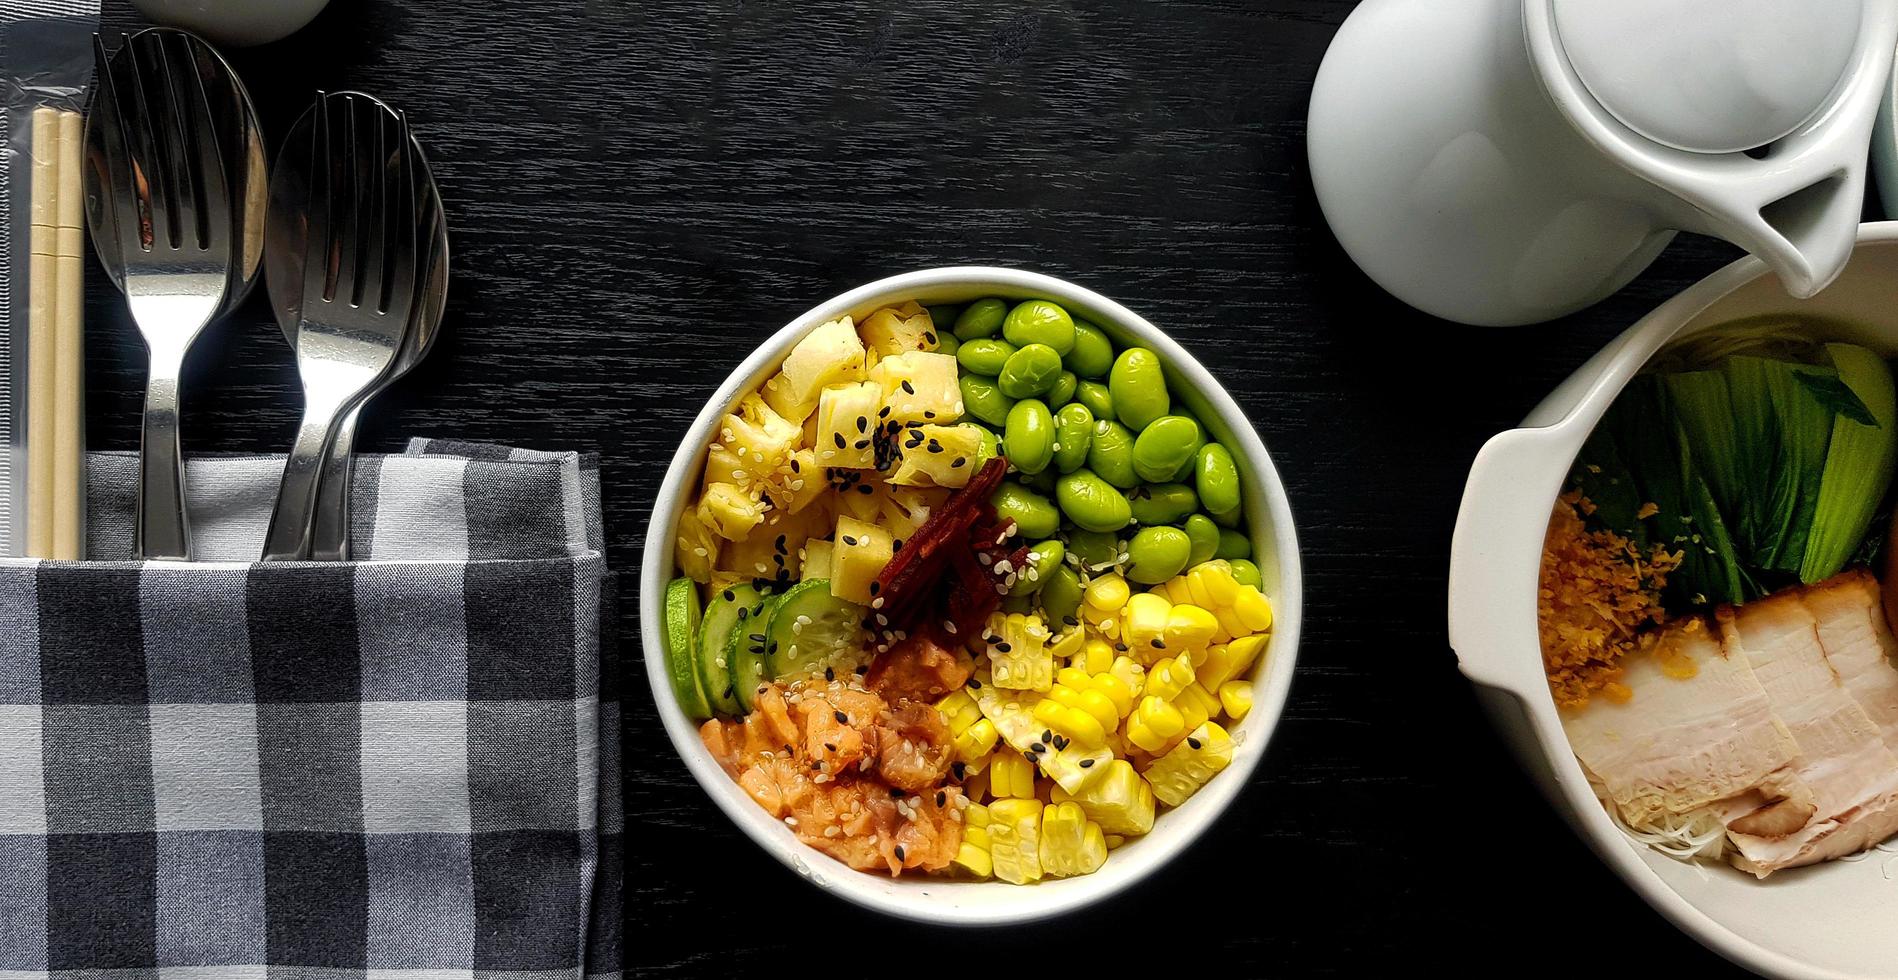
[1,0,100,558]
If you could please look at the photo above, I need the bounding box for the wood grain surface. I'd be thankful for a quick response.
[78,0,1779,974]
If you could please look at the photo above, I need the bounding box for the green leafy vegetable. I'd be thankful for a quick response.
[1799,344,1898,582]
[1794,370,1879,427]
[1755,359,1837,571]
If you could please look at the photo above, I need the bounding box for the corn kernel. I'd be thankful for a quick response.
[937,690,982,733]
[1176,682,1219,735]
[988,612,1054,692]
[1164,604,1220,654]
[953,717,1000,765]
[1050,757,1155,835]
[1199,634,1267,691]
[1219,679,1254,720]
[1034,698,1108,750]
[1049,626,1086,663]
[1145,722,1233,806]
[1125,695,1186,753]
[1110,656,1146,700]
[1233,586,1274,633]
[952,841,993,878]
[1038,802,1108,877]
[986,798,1044,884]
[1080,638,1116,675]
[1123,592,1172,655]
[1145,654,1196,702]
[1084,572,1130,612]
[990,752,1037,799]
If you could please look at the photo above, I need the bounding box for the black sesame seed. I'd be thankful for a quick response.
[879,406,891,418]
[892,539,904,551]
[1040,730,1052,744]
[1079,758,1095,768]
[894,845,906,861]
[843,535,857,546]
[1188,736,1203,750]
[833,432,847,448]
[1030,742,1047,753]
[967,678,982,689]
[924,411,936,419]
[834,710,849,724]
[890,787,905,798]
[749,633,765,644]
[737,607,749,620]
[855,439,871,450]
[995,641,1012,653]
[952,761,967,779]
[824,743,837,752]
[901,380,916,394]
[1062,615,1079,627]
[1114,642,1129,652]
[824,667,835,682]
[723,589,736,601]
[1151,638,1166,649]
[952,457,967,468]
[935,791,946,807]
[790,459,801,473]
[925,331,938,344]
[869,581,881,595]
[856,416,867,433]
[928,441,944,454]
[856,664,870,675]
[857,484,874,494]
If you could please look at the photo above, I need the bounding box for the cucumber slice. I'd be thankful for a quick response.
[699,583,767,716]
[664,577,711,720]
[765,579,867,681]
[732,591,786,712]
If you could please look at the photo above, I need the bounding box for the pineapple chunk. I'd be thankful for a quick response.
[814,382,882,469]
[830,516,893,605]
[985,798,1044,884]
[720,500,831,585]
[836,476,883,522]
[720,394,800,477]
[858,302,939,357]
[802,538,834,581]
[888,423,983,488]
[875,484,949,540]
[698,483,763,541]
[870,351,962,424]
[763,317,867,424]
[1144,722,1233,807]
[769,448,825,514]
[1050,758,1155,835]
[1038,802,1108,877]
[703,443,747,487]
[674,508,720,584]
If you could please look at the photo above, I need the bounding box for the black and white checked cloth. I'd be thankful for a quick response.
[0,440,621,980]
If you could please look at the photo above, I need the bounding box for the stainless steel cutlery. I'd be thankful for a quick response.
[260,93,422,561]
[86,30,245,559]
[265,92,449,561]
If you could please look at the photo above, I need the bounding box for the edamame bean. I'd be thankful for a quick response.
[1004,398,1055,475]
[1067,320,1115,378]
[1010,540,1066,596]
[926,305,961,336]
[969,423,1002,471]
[991,482,1060,539]
[1047,371,1078,408]
[1074,380,1115,420]
[959,375,1016,427]
[1132,415,1204,483]
[1196,443,1242,516]
[1127,482,1199,526]
[1002,299,1076,355]
[1039,564,1084,625]
[998,343,1063,398]
[1210,504,1242,529]
[1002,593,1034,615]
[1022,465,1058,493]
[953,298,1008,340]
[1183,514,1220,565]
[1228,558,1263,589]
[1055,469,1133,532]
[1086,420,1139,488]
[958,338,1018,377]
[1052,403,1094,474]
[1126,526,1191,584]
[1109,348,1170,431]
[935,331,960,357]
[1215,527,1252,560]
[1065,528,1121,569]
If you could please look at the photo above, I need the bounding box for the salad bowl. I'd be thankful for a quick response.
[1450,222,1898,979]
[641,266,1303,924]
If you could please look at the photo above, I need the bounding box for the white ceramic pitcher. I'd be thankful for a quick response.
[1307,0,1898,327]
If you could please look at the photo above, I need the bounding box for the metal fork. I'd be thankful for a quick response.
[261,94,419,561]
[90,32,234,559]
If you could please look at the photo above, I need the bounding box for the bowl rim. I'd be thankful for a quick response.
[639,266,1304,925]
[1450,222,1898,979]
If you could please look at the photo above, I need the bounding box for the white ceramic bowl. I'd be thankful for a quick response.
[1450,222,1898,979]
[641,267,1303,925]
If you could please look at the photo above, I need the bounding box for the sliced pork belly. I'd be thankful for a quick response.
[1800,570,1898,751]
[1719,591,1898,876]
[1563,617,1811,834]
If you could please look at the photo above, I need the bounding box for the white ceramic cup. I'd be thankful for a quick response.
[640,267,1304,924]
[1451,222,1898,980]
[130,0,331,47]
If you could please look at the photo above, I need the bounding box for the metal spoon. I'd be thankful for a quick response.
[264,91,449,560]
[86,27,266,319]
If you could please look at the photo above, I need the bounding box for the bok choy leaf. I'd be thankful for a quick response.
[1798,343,1897,583]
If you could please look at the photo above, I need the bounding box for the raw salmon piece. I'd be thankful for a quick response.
[875,702,956,792]
[866,633,975,705]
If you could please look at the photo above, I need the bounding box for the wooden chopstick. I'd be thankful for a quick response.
[53,109,85,560]
[25,108,57,559]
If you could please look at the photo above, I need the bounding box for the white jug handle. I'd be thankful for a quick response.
[1447,425,1578,695]
[1524,0,1898,299]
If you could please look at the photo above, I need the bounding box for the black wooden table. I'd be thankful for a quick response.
[85,0,1752,974]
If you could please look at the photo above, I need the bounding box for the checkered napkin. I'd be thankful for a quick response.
[0,440,621,980]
